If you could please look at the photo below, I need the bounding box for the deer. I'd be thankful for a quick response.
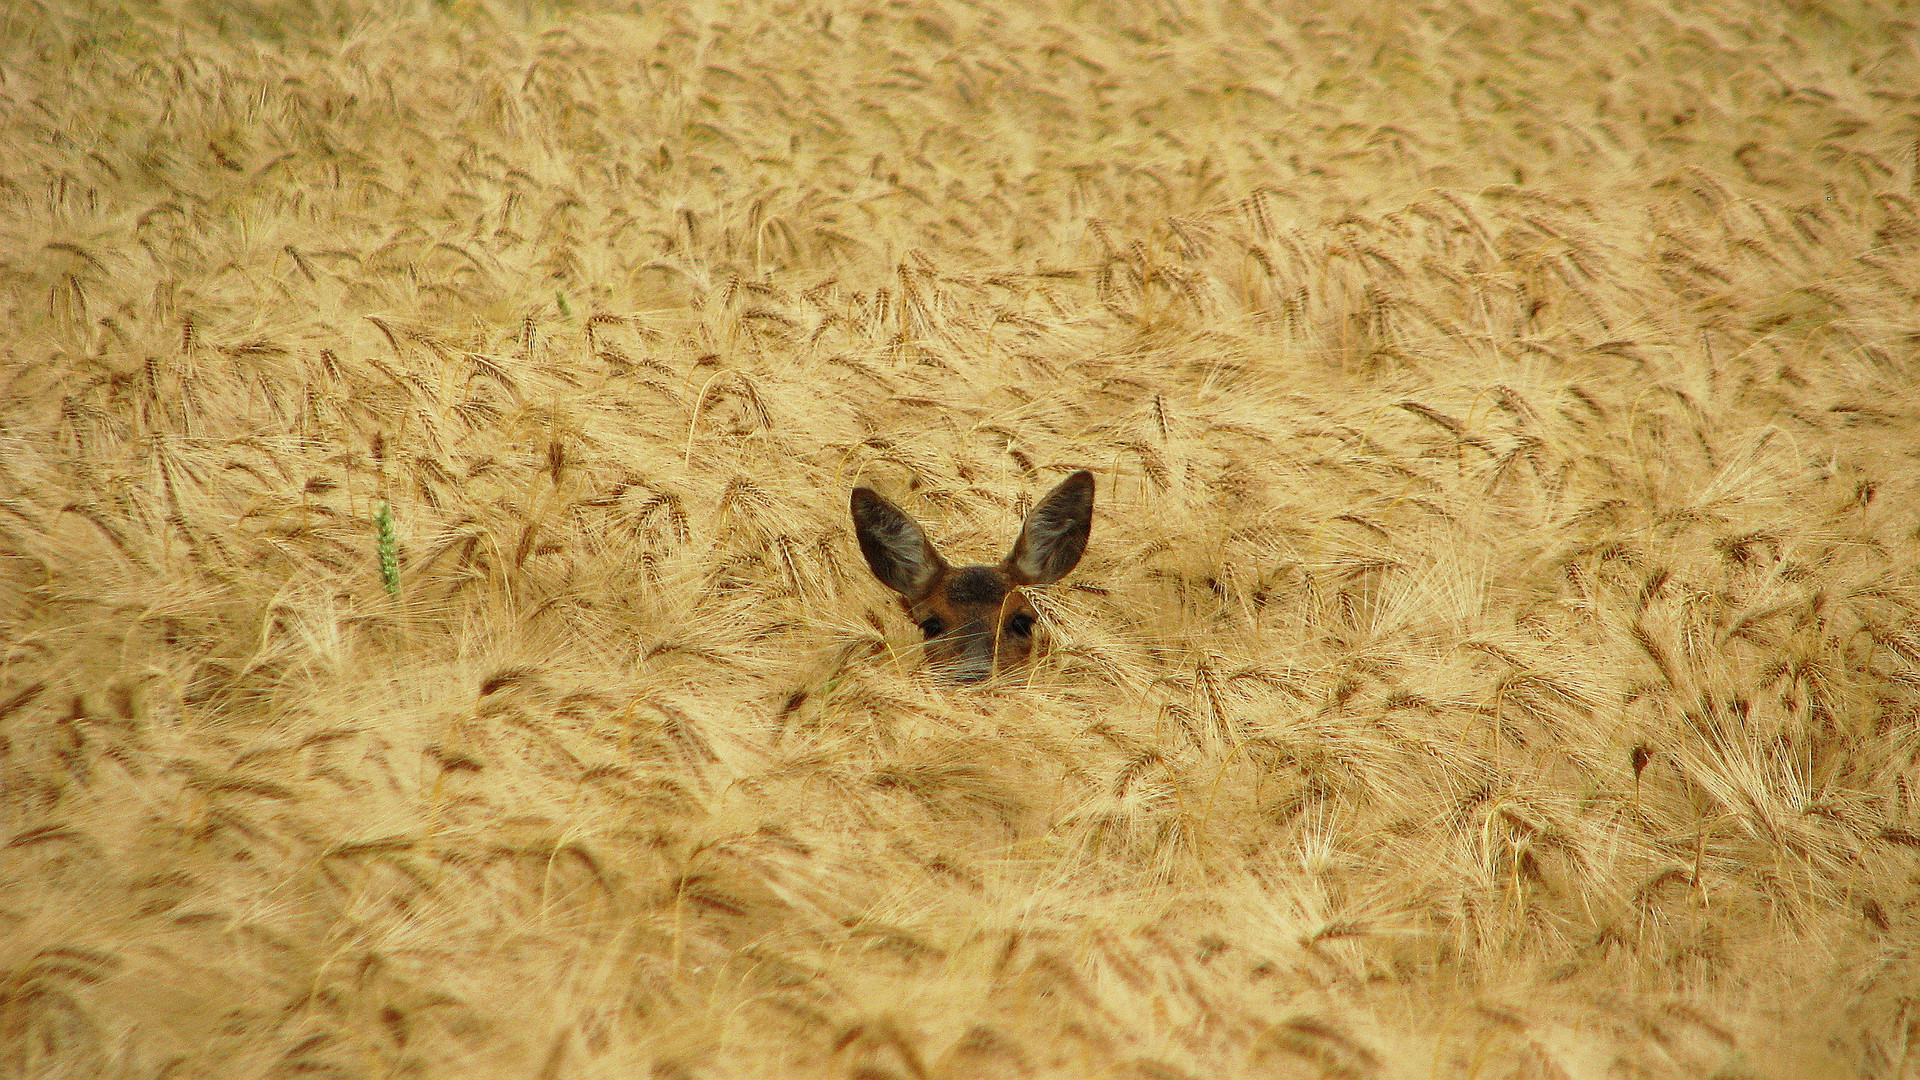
[850,470,1094,683]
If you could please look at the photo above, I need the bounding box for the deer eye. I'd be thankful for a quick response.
[919,617,946,639]
[1005,613,1035,636]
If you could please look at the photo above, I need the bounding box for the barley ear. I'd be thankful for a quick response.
[375,502,401,598]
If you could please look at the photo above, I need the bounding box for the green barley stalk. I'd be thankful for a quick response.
[375,501,400,598]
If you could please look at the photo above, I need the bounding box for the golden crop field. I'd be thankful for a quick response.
[5,0,1920,1075]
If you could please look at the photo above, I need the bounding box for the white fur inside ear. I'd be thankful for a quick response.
[1008,471,1093,584]
[852,488,942,599]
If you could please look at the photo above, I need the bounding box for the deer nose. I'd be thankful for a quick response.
[941,623,995,683]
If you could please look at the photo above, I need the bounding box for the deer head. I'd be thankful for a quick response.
[851,471,1094,683]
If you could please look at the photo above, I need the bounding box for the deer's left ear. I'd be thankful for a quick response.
[1004,470,1094,585]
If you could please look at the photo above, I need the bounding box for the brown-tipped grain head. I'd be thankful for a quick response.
[852,471,1095,683]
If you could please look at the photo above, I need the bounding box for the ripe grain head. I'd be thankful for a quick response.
[4,0,1919,1076]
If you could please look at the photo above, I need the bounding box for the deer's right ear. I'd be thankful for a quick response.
[851,487,946,602]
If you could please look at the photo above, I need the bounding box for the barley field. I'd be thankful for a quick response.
[5,0,1920,1076]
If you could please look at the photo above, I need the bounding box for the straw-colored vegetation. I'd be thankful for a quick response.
[5,0,1920,1075]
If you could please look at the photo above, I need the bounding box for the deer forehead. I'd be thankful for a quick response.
[915,565,1034,621]
[945,566,1010,606]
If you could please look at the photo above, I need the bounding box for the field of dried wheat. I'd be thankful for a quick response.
[5,0,1920,1076]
